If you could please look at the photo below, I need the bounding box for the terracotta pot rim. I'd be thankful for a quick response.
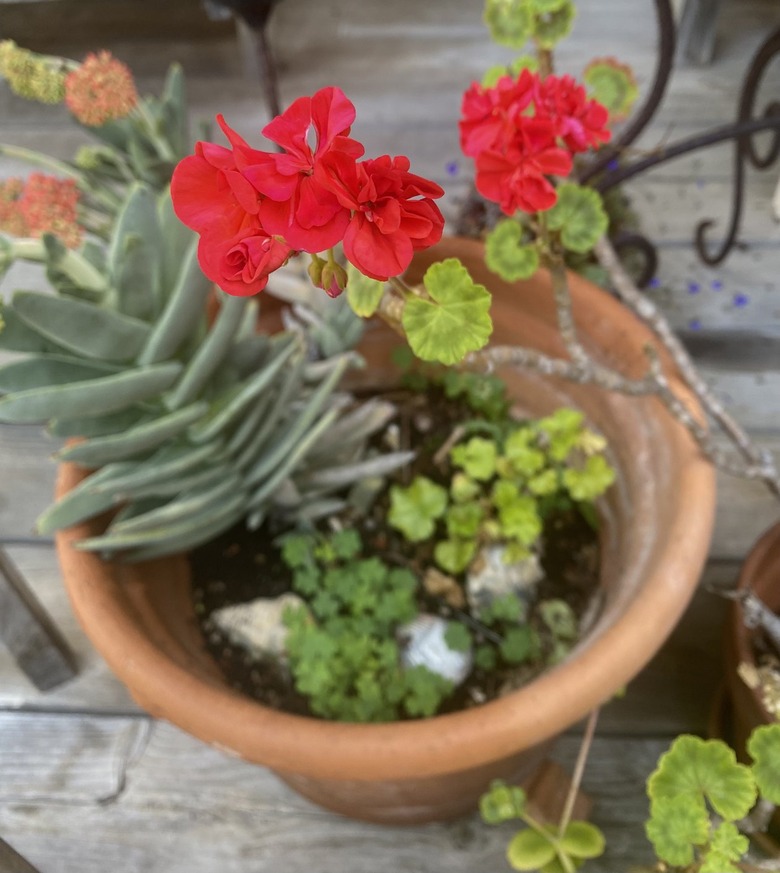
[57,239,717,782]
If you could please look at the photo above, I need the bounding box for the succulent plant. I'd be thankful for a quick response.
[0,183,412,561]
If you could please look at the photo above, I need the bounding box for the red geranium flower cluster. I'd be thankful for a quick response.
[172,87,445,296]
[459,69,610,215]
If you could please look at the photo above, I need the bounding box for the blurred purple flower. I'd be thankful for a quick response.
[733,292,749,308]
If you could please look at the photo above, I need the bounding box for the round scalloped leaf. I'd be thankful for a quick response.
[583,57,639,122]
[647,734,757,822]
[483,0,534,49]
[533,0,576,49]
[480,780,527,824]
[346,264,385,317]
[450,436,498,481]
[506,826,557,871]
[403,259,492,365]
[645,793,709,867]
[485,220,539,281]
[559,821,606,860]
[562,454,616,501]
[435,537,478,575]
[747,723,780,804]
[699,822,748,873]
[481,58,539,89]
[529,0,569,11]
[545,184,609,254]
[388,476,448,543]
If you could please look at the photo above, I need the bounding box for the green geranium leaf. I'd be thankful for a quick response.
[388,476,448,542]
[446,501,485,539]
[645,794,710,867]
[403,259,493,365]
[451,436,498,481]
[485,220,539,282]
[528,468,559,496]
[562,455,616,501]
[480,779,527,824]
[559,821,606,860]
[583,58,639,121]
[648,735,757,823]
[346,264,385,317]
[497,493,542,547]
[506,826,557,871]
[451,472,481,503]
[435,538,478,575]
[504,427,546,476]
[483,0,534,49]
[748,723,780,803]
[699,822,748,873]
[533,0,575,49]
[530,0,569,11]
[482,65,510,88]
[545,183,608,253]
[535,408,584,460]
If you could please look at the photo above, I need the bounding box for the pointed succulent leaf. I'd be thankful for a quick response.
[388,476,448,542]
[12,290,150,362]
[558,821,606,860]
[0,354,120,393]
[0,303,70,353]
[57,401,209,466]
[483,0,534,48]
[648,735,757,822]
[748,723,780,803]
[41,234,107,300]
[480,780,527,824]
[0,361,182,424]
[109,184,162,321]
[533,0,576,48]
[402,259,492,365]
[506,826,558,871]
[157,186,197,296]
[485,220,539,281]
[545,184,608,253]
[160,63,188,157]
[346,263,386,317]
[137,238,210,365]
[48,407,148,438]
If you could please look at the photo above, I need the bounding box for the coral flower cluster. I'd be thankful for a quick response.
[459,69,610,215]
[0,174,82,248]
[64,51,138,127]
[171,86,445,297]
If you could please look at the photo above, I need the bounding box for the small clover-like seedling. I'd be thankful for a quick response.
[481,779,605,872]
[388,475,448,542]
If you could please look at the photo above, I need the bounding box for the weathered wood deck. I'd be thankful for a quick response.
[0,0,779,870]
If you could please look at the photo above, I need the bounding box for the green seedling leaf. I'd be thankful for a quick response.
[346,264,385,317]
[388,476,448,542]
[444,621,472,653]
[485,220,539,282]
[446,501,484,539]
[648,734,757,822]
[451,436,498,481]
[506,826,557,871]
[545,183,608,253]
[450,472,481,503]
[533,0,576,49]
[562,455,615,501]
[645,794,710,867]
[483,0,534,48]
[402,259,492,365]
[538,599,578,640]
[748,723,780,803]
[496,493,542,547]
[504,428,545,476]
[529,0,569,11]
[480,780,527,824]
[559,821,606,860]
[500,626,535,664]
[435,538,477,575]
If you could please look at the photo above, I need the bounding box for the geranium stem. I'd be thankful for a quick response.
[557,707,600,838]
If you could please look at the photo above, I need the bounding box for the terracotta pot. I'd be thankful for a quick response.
[724,522,780,751]
[56,237,716,824]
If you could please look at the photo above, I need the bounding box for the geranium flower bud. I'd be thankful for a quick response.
[320,261,348,298]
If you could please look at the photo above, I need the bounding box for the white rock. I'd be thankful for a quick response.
[466,546,543,612]
[398,614,473,685]
[211,593,307,660]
